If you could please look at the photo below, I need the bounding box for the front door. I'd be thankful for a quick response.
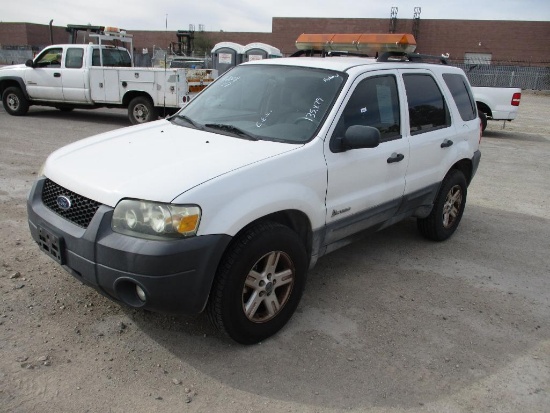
[324,71,409,248]
[25,47,64,101]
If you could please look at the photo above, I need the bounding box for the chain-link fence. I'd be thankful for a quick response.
[0,45,33,65]
[2,43,549,91]
[451,62,550,91]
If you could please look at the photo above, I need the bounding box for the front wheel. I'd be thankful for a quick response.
[207,222,308,344]
[417,169,467,241]
[128,96,157,125]
[2,87,30,116]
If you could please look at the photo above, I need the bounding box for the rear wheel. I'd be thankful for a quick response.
[417,169,467,241]
[2,87,30,116]
[479,111,488,132]
[207,222,308,344]
[128,96,157,124]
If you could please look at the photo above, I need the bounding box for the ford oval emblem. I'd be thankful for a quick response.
[56,195,72,210]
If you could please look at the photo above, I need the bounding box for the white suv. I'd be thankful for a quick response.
[27,52,481,344]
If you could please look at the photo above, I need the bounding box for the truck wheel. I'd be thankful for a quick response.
[479,111,487,132]
[2,87,30,116]
[128,96,157,124]
[417,169,467,241]
[207,221,308,344]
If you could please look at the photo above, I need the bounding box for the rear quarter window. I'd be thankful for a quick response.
[442,73,477,121]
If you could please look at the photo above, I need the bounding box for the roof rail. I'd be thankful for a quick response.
[377,51,448,65]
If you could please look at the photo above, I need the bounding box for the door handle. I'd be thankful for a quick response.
[387,153,405,163]
[53,72,61,78]
[441,139,453,148]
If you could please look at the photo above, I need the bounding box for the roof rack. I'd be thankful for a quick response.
[290,49,371,58]
[377,51,448,65]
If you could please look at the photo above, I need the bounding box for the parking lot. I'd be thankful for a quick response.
[0,93,549,412]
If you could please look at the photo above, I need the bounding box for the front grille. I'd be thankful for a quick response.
[42,179,101,228]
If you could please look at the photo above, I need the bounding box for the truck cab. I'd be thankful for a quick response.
[21,43,132,103]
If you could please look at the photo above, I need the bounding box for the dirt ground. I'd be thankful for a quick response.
[0,92,549,413]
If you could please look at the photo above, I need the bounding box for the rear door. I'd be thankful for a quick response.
[398,69,459,207]
[61,47,88,102]
[324,70,409,247]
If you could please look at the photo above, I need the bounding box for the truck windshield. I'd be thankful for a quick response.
[175,64,345,143]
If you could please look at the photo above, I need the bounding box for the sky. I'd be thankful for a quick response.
[2,0,549,32]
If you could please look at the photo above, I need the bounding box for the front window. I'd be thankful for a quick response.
[174,64,346,143]
[332,74,401,142]
[34,48,63,68]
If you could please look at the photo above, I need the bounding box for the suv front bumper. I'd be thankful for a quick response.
[27,178,231,314]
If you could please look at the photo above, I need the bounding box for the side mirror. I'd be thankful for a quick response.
[25,59,34,68]
[330,125,381,153]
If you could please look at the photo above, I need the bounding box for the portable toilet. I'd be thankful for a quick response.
[211,42,244,75]
[243,43,282,61]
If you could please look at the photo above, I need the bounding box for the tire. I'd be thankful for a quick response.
[2,87,30,116]
[479,111,488,132]
[417,169,467,241]
[128,96,157,125]
[207,221,308,344]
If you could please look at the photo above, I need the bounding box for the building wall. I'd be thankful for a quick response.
[1,18,549,65]
[0,23,68,49]
[270,18,550,64]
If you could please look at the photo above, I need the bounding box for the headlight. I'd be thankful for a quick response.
[112,199,201,239]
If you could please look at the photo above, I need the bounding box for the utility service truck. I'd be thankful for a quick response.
[0,28,216,124]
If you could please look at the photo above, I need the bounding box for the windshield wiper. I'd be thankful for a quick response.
[172,115,203,130]
[204,123,259,141]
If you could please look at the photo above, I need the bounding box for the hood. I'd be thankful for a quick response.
[0,64,26,71]
[44,119,299,207]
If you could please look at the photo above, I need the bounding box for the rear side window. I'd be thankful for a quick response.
[65,48,84,69]
[443,73,477,121]
[403,74,451,135]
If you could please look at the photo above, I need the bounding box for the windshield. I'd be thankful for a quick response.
[175,64,345,143]
[170,60,205,69]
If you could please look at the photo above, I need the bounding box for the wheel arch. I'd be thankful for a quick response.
[476,101,492,118]
[230,209,313,261]
[450,158,474,185]
[0,77,29,99]
[122,90,154,107]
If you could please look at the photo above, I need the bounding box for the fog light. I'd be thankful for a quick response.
[136,285,146,302]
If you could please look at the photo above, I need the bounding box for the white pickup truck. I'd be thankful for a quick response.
[472,86,521,131]
[0,33,193,124]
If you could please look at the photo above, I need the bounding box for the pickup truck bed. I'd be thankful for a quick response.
[472,86,521,130]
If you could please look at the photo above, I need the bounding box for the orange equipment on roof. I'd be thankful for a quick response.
[295,33,416,55]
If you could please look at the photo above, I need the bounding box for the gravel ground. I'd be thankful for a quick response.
[0,92,549,413]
